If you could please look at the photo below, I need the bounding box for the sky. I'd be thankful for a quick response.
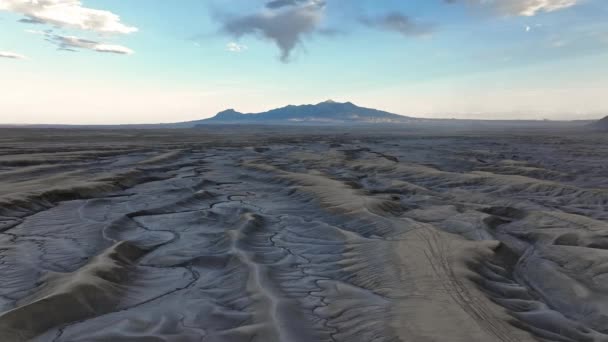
[1,0,607,124]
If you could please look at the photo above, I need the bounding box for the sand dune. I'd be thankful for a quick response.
[0,127,606,341]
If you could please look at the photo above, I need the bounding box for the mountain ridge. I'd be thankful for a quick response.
[199,100,414,125]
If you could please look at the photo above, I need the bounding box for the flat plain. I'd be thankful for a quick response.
[0,126,607,341]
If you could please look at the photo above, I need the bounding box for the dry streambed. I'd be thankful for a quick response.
[0,129,607,341]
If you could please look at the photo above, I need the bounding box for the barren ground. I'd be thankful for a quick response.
[0,127,607,342]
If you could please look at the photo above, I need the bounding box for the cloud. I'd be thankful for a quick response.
[0,0,137,34]
[265,0,309,9]
[217,1,428,62]
[7,1,136,56]
[216,0,576,63]
[226,42,247,52]
[361,12,434,37]
[24,28,50,35]
[0,51,27,59]
[497,0,578,16]
[446,0,578,16]
[220,0,325,62]
[45,34,134,54]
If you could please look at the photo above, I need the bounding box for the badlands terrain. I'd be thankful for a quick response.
[0,126,607,341]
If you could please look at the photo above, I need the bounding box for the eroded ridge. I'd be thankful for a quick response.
[0,129,606,341]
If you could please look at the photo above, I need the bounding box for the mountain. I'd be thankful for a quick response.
[198,100,414,125]
[591,116,608,130]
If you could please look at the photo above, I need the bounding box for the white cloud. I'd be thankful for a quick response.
[90,43,134,55]
[47,34,134,54]
[499,0,578,16]
[0,0,137,34]
[24,28,47,35]
[226,42,247,52]
[450,0,578,16]
[0,51,27,59]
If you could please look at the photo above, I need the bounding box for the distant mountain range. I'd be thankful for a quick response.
[197,100,414,125]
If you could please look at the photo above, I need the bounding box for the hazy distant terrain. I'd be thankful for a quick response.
[592,116,608,130]
[0,101,598,129]
[0,127,607,341]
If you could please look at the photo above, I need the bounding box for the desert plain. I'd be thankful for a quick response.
[0,126,607,341]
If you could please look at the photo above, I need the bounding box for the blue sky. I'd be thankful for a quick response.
[1,0,607,124]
